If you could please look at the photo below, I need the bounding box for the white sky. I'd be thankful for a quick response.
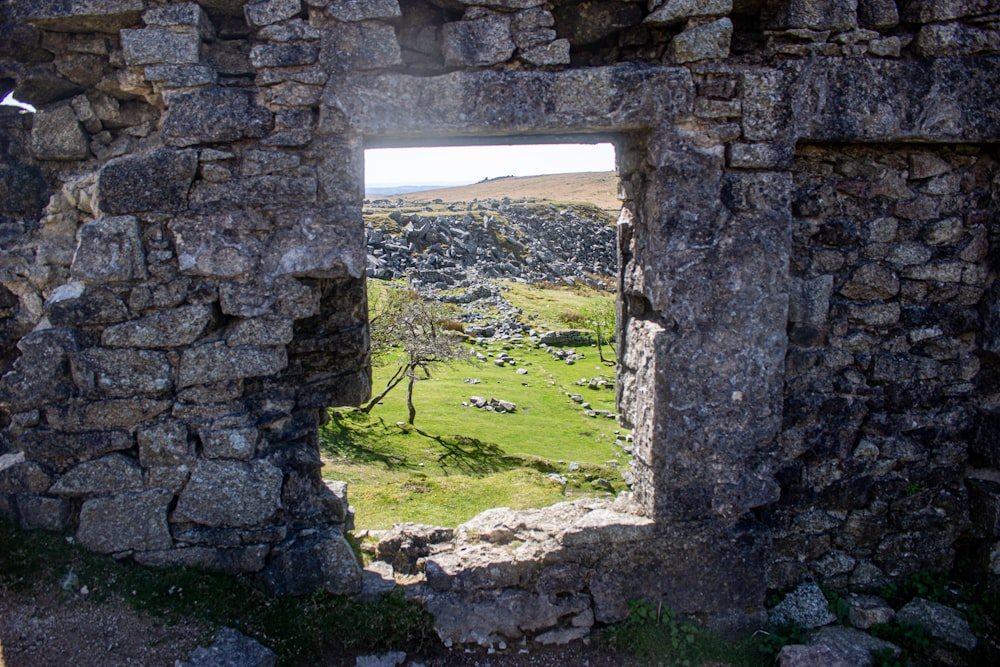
[365,143,616,186]
[1,92,35,112]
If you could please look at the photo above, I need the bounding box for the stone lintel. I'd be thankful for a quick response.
[323,64,694,139]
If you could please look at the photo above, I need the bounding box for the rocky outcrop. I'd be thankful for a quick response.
[366,199,617,289]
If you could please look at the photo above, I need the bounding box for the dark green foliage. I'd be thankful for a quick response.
[602,599,769,667]
[822,586,850,626]
[752,623,805,661]
[0,521,436,666]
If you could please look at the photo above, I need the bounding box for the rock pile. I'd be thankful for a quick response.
[365,200,617,289]
[769,581,979,666]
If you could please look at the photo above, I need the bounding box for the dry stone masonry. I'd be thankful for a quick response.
[1,0,999,644]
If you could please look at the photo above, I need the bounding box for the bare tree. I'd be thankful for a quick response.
[362,284,464,424]
[583,298,617,364]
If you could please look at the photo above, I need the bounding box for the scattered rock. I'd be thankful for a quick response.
[896,598,977,650]
[769,581,837,629]
[180,627,276,667]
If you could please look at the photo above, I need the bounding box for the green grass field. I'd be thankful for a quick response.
[321,283,629,530]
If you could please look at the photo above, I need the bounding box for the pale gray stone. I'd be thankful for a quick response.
[144,64,217,88]
[138,420,191,467]
[134,545,269,574]
[519,39,570,66]
[258,528,363,595]
[49,453,143,497]
[245,0,301,27]
[896,598,977,650]
[77,489,174,553]
[768,581,836,629]
[162,87,273,148]
[101,305,213,348]
[30,105,88,161]
[199,426,258,460]
[915,22,1000,57]
[180,627,276,667]
[97,149,199,215]
[778,644,853,667]
[443,15,515,67]
[789,275,833,324]
[70,216,147,284]
[9,0,143,33]
[670,18,732,63]
[226,317,294,347]
[45,283,129,327]
[804,626,900,667]
[321,18,402,70]
[326,0,401,22]
[70,348,173,398]
[847,594,894,629]
[143,3,214,39]
[645,0,732,25]
[178,342,288,388]
[765,0,859,31]
[121,28,201,67]
[174,459,283,528]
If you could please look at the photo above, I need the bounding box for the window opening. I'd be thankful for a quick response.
[322,141,634,531]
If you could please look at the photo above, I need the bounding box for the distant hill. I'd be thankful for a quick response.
[400,171,620,211]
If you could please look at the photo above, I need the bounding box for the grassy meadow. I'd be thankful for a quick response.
[321,281,629,530]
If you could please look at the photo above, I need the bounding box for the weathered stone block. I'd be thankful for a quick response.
[519,39,570,66]
[12,494,72,532]
[144,64,217,88]
[45,283,129,327]
[915,22,1000,57]
[121,27,200,67]
[670,18,732,63]
[143,3,214,39]
[245,0,302,27]
[0,329,79,412]
[19,429,133,471]
[200,426,258,460]
[49,453,143,497]
[169,218,261,279]
[30,105,88,161]
[326,0,401,22]
[70,216,147,284]
[321,20,402,70]
[97,149,198,214]
[138,420,191,467]
[646,0,733,25]
[226,317,294,347]
[77,489,174,553]
[263,216,365,280]
[134,545,270,574]
[162,87,273,148]
[258,528,362,595]
[727,142,794,169]
[9,0,143,33]
[765,0,859,31]
[178,342,287,388]
[896,598,977,650]
[858,0,899,29]
[0,454,52,494]
[45,398,172,432]
[101,304,213,348]
[173,459,283,528]
[249,43,319,68]
[443,15,515,67]
[71,348,173,398]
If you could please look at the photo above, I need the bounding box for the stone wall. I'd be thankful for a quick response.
[0,0,999,640]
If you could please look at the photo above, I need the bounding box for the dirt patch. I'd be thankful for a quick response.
[0,585,211,667]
